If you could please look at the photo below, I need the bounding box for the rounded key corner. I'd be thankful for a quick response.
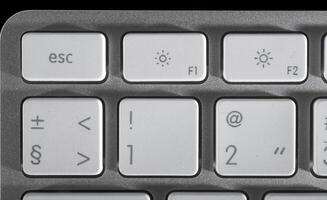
[214,167,225,177]
[299,32,309,41]
[93,70,108,83]
[286,98,297,107]
[92,165,104,177]
[311,161,327,178]
[144,192,152,200]
[222,33,233,41]
[199,32,208,40]
[263,193,273,200]
[313,98,324,107]
[22,166,34,177]
[122,71,134,83]
[214,165,234,178]
[93,97,105,106]
[287,165,297,177]
[240,193,248,200]
[221,71,236,83]
[21,71,37,83]
[21,192,32,200]
[117,165,132,177]
[311,165,322,177]
[188,164,200,177]
[98,32,107,41]
[21,32,32,41]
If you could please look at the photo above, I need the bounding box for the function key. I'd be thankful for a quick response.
[223,33,307,83]
[265,193,327,200]
[123,33,207,82]
[23,193,151,200]
[22,32,106,82]
[168,192,247,200]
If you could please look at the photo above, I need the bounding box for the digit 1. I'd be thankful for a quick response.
[127,145,133,165]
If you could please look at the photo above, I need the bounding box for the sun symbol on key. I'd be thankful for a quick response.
[254,49,273,68]
[155,50,171,67]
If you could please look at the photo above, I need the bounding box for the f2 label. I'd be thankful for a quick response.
[287,66,298,76]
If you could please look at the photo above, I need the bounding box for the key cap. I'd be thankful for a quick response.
[22,33,106,82]
[119,98,199,176]
[215,99,296,176]
[168,192,247,200]
[123,33,207,82]
[265,193,327,200]
[22,98,103,176]
[323,35,327,81]
[223,33,307,82]
[312,99,327,176]
[23,193,151,200]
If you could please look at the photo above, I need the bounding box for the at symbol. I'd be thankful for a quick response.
[226,111,243,127]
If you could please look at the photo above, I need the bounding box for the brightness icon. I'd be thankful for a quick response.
[155,50,171,67]
[254,49,273,68]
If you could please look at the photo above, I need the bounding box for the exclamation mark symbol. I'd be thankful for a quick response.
[129,110,133,130]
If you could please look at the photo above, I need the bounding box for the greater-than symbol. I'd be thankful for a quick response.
[77,152,90,166]
[274,147,286,155]
[78,117,91,130]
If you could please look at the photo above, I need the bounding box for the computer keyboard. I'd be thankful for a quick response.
[1,10,327,200]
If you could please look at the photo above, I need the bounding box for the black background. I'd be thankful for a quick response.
[0,2,324,29]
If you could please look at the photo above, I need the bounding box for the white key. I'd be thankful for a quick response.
[265,193,327,200]
[22,98,103,176]
[312,99,327,176]
[223,33,307,82]
[22,33,106,82]
[123,33,207,82]
[23,193,151,200]
[119,98,199,176]
[168,192,247,200]
[215,99,296,176]
[323,35,327,81]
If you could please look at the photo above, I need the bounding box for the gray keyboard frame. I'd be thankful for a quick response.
[1,10,327,200]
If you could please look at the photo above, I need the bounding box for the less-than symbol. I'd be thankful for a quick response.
[77,152,90,166]
[78,117,91,130]
[274,147,286,155]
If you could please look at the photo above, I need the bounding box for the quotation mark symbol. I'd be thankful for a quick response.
[274,147,286,155]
